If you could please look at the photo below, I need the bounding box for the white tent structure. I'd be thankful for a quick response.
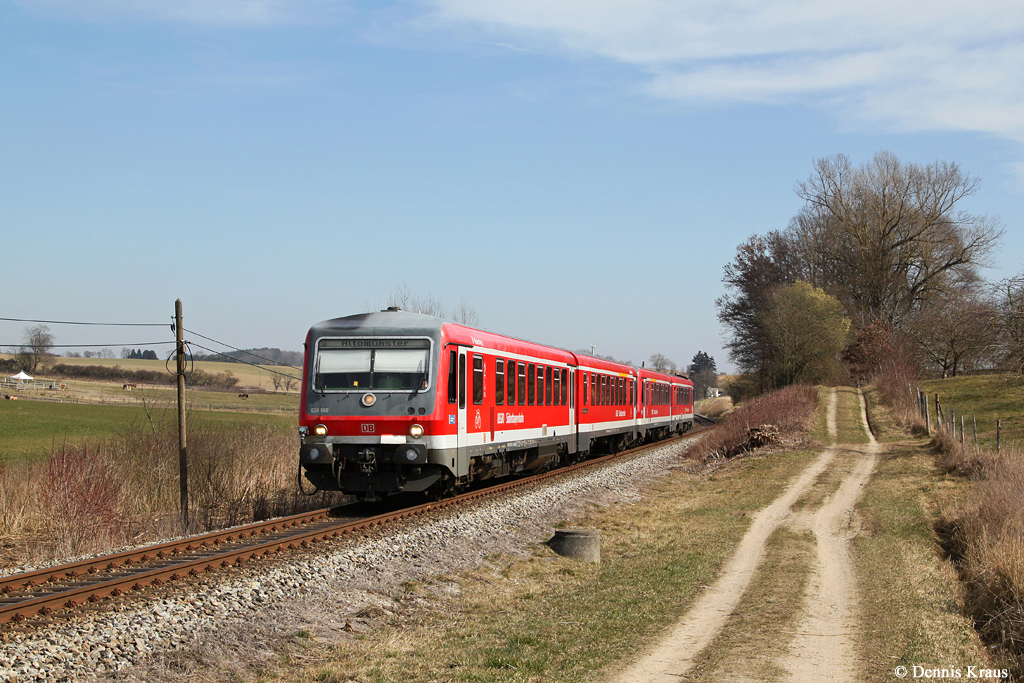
[10,371,33,381]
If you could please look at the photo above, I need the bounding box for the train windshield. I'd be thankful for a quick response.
[314,338,431,392]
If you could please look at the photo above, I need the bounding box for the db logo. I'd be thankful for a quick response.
[360,424,375,433]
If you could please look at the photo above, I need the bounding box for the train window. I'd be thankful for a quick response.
[561,368,568,405]
[568,369,573,407]
[599,375,606,406]
[447,350,457,404]
[619,377,624,405]
[472,355,484,405]
[495,359,504,406]
[518,362,526,405]
[316,339,430,392]
[545,367,553,405]
[507,360,516,406]
[551,369,559,406]
[527,363,536,405]
[458,353,466,409]
[582,372,588,405]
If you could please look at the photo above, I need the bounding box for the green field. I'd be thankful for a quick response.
[919,373,1024,449]
[0,399,296,462]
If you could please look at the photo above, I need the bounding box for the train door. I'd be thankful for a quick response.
[568,369,577,452]
[457,349,468,473]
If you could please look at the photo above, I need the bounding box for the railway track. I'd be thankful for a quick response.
[0,424,712,628]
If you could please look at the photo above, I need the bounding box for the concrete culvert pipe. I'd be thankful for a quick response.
[547,528,600,563]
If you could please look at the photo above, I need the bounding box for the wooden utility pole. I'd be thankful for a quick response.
[175,299,189,532]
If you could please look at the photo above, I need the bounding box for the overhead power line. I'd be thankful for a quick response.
[184,328,300,369]
[0,317,166,327]
[5,341,175,348]
[185,341,301,381]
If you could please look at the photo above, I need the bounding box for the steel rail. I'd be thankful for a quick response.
[0,424,710,626]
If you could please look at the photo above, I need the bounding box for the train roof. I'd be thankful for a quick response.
[308,310,677,379]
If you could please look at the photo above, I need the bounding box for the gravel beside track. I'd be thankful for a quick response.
[1,435,702,682]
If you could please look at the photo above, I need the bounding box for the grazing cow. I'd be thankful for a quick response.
[239,393,249,399]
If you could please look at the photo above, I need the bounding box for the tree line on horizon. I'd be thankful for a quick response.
[717,150,1018,397]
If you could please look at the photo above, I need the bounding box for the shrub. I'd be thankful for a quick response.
[44,443,124,557]
[50,363,172,385]
[691,383,818,461]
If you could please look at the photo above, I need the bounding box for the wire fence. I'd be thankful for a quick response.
[912,387,1016,452]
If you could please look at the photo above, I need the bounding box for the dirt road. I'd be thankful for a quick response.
[611,388,879,682]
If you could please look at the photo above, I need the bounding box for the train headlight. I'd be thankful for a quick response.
[409,423,424,439]
[361,393,377,407]
[313,424,328,437]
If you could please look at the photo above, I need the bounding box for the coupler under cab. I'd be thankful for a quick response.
[299,437,446,501]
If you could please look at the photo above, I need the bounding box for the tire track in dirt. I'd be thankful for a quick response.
[609,389,841,683]
[779,391,878,682]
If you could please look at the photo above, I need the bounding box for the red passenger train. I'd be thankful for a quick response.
[298,309,693,501]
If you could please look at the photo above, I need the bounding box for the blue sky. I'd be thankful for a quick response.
[2,0,1022,372]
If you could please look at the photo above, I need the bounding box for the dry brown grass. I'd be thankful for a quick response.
[940,446,1024,676]
[0,419,344,565]
[692,384,819,462]
[695,396,734,419]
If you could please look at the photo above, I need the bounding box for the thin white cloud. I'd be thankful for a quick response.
[425,0,1024,141]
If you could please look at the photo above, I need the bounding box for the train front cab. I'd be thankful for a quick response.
[298,311,460,500]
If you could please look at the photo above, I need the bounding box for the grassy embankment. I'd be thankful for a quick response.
[902,374,1024,677]
[856,385,991,676]
[918,374,1024,450]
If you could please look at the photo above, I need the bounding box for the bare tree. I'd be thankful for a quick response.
[905,288,997,377]
[384,283,480,326]
[15,324,54,373]
[794,151,1003,327]
[648,353,677,373]
[993,274,1024,374]
[452,299,480,327]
